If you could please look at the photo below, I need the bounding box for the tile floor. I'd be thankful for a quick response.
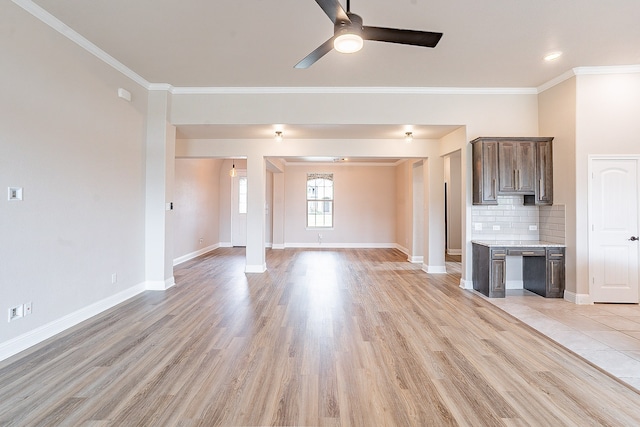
[483,288,640,391]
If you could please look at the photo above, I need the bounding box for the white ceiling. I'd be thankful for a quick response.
[30,0,640,88]
[21,0,640,153]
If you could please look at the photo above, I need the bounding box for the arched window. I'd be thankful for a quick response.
[306,173,333,228]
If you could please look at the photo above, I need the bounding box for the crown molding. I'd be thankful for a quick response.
[14,0,640,97]
[537,65,640,93]
[13,0,150,89]
[170,86,537,95]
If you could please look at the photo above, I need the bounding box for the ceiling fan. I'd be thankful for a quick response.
[295,0,443,68]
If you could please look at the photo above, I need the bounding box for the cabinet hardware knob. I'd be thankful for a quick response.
[629,236,639,241]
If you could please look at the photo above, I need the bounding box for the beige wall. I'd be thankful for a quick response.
[1,2,148,353]
[539,72,640,300]
[539,78,578,295]
[173,159,223,262]
[283,164,397,246]
[575,73,640,297]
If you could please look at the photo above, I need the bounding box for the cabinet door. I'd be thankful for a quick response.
[498,141,517,192]
[490,258,506,297]
[535,140,553,205]
[516,141,536,193]
[498,141,535,193]
[473,140,498,204]
[546,248,565,297]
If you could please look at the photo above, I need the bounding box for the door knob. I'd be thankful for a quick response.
[629,236,639,241]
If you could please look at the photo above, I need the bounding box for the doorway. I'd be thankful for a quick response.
[231,169,247,247]
[589,157,640,303]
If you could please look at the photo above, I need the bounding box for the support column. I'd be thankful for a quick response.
[145,90,176,290]
[422,155,446,273]
[245,153,266,272]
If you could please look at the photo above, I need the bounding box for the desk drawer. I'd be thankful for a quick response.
[507,248,545,257]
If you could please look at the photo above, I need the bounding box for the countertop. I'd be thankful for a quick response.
[471,240,566,248]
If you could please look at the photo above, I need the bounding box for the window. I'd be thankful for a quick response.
[307,173,333,228]
[238,176,247,214]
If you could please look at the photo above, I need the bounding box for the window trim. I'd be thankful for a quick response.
[306,173,334,228]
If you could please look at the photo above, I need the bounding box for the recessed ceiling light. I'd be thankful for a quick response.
[544,51,563,62]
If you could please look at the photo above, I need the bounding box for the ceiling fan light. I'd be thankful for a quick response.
[334,33,363,53]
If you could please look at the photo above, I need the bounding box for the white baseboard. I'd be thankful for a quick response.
[459,278,474,289]
[219,241,232,248]
[0,282,147,362]
[395,244,409,255]
[146,277,175,291]
[173,244,219,266]
[245,263,267,273]
[271,244,285,250]
[284,242,397,249]
[408,255,424,264]
[422,264,447,274]
[506,280,524,290]
[564,290,592,304]
[447,249,462,256]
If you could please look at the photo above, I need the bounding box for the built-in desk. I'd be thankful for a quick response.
[472,241,565,298]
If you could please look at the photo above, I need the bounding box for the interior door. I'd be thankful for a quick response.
[231,170,247,247]
[590,158,639,303]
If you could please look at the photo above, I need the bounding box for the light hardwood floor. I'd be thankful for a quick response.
[1,248,640,426]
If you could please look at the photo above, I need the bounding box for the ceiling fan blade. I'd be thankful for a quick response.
[294,37,336,69]
[362,26,443,48]
[314,0,350,24]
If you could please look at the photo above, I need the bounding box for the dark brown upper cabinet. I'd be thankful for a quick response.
[471,137,554,205]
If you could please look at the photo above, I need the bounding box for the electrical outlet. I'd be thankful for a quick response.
[529,225,538,231]
[492,225,501,231]
[474,223,482,231]
[8,305,23,322]
[199,238,204,244]
[24,302,32,316]
[111,273,117,284]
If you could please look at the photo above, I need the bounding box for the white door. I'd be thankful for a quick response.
[590,158,639,303]
[231,170,247,247]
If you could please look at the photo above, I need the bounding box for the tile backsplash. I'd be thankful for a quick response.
[472,196,565,244]
[539,204,566,244]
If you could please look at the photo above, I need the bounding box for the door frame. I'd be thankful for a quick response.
[231,168,248,247]
[588,155,640,303]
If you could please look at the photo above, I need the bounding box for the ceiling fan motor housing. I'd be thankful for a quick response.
[334,12,363,37]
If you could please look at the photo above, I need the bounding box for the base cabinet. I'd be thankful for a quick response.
[472,243,565,298]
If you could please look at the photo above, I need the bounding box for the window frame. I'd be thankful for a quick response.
[306,173,334,229]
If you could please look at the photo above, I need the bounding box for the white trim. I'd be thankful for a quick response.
[9,4,640,99]
[286,161,403,167]
[506,280,524,290]
[245,264,267,273]
[271,243,285,250]
[537,65,640,93]
[283,242,397,249]
[394,244,409,255]
[170,86,537,95]
[173,244,219,266]
[459,278,474,290]
[446,249,462,256]
[563,290,592,305]
[408,255,424,264]
[0,282,146,362]
[146,277,175,291]
[574,64,640,76]
[12,0,150,89]
[537,69,577,93]
[422,264,447,274]
[219,241,233,248]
